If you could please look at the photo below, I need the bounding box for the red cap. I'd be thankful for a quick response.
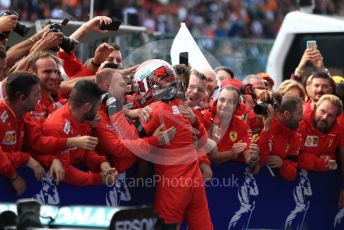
[220,78,243,91]
[257,72,274,87]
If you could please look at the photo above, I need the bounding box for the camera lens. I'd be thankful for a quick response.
[60,36,78,54]
[13,22,30,37]
[253,103,268,115]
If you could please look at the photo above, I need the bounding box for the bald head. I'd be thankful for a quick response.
[96,68,127,102]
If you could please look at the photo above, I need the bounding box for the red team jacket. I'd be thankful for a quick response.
[94,104,159,172]
[23,97,67,156]
[202,110,252,163]
[298,108,344,171]
[0,99,30,178]
[38,103,107,185]
[57,51,96,79]
[259,118,302,181]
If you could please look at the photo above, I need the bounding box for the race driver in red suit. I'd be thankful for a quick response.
[133,59,213,229]
[38,80,117,186]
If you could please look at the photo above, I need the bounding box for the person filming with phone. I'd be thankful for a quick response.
[291,40,335,115]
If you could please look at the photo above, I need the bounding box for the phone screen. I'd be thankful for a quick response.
[179,52,189,65]
[307,40,317,50]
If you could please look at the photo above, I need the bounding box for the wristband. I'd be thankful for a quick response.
[91,59,101,68]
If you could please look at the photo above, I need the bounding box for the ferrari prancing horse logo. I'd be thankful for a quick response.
[230,131,238,142]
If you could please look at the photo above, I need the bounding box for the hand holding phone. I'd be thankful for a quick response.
[99,20,121,31]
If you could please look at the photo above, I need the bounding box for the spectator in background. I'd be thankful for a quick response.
[215,66,234,83]
[257,72,274,91]
[303,70,334,115]
[278,79,306,100]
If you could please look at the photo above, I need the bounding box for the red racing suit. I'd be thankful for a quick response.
[0,99,30,178]
[37,103,107,185]
[142,99,212,229]
[193,108,211,166]
[298,109,344,171]
[258,118,302,181]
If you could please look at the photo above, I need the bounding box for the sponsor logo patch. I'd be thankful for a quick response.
[305,135,319,147]
[3,130,16,145]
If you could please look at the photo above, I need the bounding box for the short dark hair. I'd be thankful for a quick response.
[69,80,104,108]
[6,71,40,101]
[311,70,331,83]
[215,66,234,79]
[278,94,303,114]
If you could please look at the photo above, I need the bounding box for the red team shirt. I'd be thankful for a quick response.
[38,103,107,185]
[259,118,302,181]
[57,51,96,79]
[94,104,159,172]
[0,99,30,178]
[298,108,344,171]
[23,96,67,156]
[202,110,252,163]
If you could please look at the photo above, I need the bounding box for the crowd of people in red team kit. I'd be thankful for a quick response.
[1,13,344,229]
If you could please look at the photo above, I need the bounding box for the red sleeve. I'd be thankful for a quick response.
[239,121,251,151]
[193,116,208,147]
[279,160,298,181]
[339,131,344,148]
[290,73,302,82]
[298,152,327,171]
[0,148,17,178]
[63,165,102,186]
[57,51,96,79]
[82,150,107,172]
[24,114,67,155]
[95,115,159,160]
[199,152,211,166]
[258,130,271,164]
[5,151,30,169]
[143,106,160,136]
